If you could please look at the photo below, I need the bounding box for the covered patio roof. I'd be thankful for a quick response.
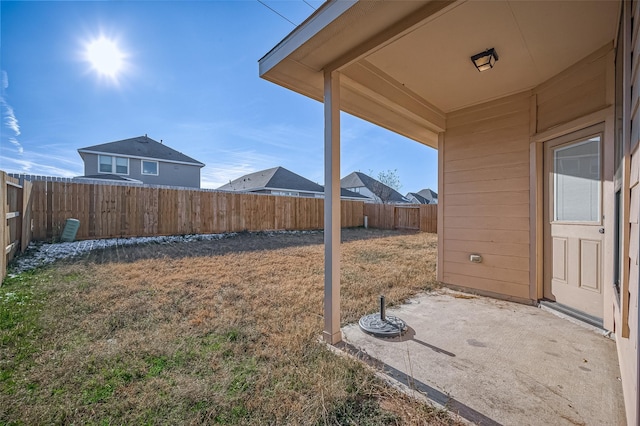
[259,0,619,148]
[258,0,620,346]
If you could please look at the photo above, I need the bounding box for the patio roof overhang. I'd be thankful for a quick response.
[259,0,619,148]
[258,0,620,345]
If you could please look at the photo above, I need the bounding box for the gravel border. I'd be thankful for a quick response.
[7,230,323,276]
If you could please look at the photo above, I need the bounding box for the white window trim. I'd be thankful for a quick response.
[80,149,203,167]
[98,155,129,175]
[141,160,159,176]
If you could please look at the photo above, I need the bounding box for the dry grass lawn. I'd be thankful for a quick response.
[0,230,458,425]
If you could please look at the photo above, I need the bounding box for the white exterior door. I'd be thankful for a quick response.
[544,126,605,319]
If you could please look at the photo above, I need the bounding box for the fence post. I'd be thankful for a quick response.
[0,172,7,283]
[21,180,33,252]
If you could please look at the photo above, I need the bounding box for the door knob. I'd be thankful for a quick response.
[599,228,605,234]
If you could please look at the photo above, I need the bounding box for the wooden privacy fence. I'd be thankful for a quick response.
[364,203,437,233]
[31,181,365,241]
[1,172,33,282]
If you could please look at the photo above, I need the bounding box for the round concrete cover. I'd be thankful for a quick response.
[359,313,407,338]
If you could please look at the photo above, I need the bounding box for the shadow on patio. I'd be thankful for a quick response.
[339,289,625,425]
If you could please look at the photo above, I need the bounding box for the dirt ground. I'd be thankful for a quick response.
[77,228,411,265]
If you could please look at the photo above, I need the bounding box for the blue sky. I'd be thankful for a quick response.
[0,0,438,192]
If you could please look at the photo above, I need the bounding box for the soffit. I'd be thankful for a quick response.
[259,0,619,145]
[365,0,619,112]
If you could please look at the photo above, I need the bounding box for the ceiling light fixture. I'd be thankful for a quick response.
[471,48,499,72]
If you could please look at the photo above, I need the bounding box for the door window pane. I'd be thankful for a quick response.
[554,137,601,222]
[99,155,112,173]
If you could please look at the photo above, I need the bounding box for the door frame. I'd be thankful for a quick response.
[542,124,606,315]
[530,108,615,329]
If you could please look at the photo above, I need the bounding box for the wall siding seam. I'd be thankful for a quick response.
[442,272,530,287]
[444,148,530,163]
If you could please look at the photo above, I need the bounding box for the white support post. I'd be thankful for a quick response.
[323,69,342,344]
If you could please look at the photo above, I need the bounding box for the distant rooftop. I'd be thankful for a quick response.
[218,166,368,199]
[78,135,204,167]
[341,171,408,203]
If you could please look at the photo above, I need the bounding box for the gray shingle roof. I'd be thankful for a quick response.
[418,188,438,199]
[406,192,430,204]
[218,166,323,192]
[407,189,437,204]
[341,171,407,203]
[78,135,204,166]
[218,166,368,199]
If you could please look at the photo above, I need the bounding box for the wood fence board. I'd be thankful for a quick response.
[1,172,35,282]
[36,181,44,240]
[1,172,7,282]
[363,203,436,233]
[21,180,33,252]
[46,181,53,240]
[21,182,438,241]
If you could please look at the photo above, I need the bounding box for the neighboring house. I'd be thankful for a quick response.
[341,171,408,204]
[77,135,205,188]
[218,166,368,200]
[406,188,438,204]
[259,1,638,423]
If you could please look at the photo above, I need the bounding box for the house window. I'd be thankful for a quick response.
[98,155,129,175]
[142,160,158,175]
[115,157,128,174]
[99,155,112,173]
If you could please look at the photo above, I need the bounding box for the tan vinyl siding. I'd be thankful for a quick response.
[442,92,530,300]
[619,144,639,425]
[618,4,640,422]
[536,45,610,132]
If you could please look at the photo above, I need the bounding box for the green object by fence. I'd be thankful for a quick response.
[61,219,80,242]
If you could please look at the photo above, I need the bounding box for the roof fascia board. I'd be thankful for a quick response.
[220,186,268,192]
[261,59,325,101]
[75,177,144,184]
[77,149,204,167]
[259,0,357,77]
[325,0,462,72]
[247,187,365,199]
[263,186,321,194]
[222,186,311,193]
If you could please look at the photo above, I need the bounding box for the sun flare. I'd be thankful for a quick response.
[84,36,126,80]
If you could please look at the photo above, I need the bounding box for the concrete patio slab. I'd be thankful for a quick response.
[341,289,625,426]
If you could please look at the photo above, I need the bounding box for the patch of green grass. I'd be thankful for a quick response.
[61,271,83,283]
[82,380,116,405]
[227,358,256,396]
[145,356,169,378]
[214,403,248,424]
[0,270,49,395]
